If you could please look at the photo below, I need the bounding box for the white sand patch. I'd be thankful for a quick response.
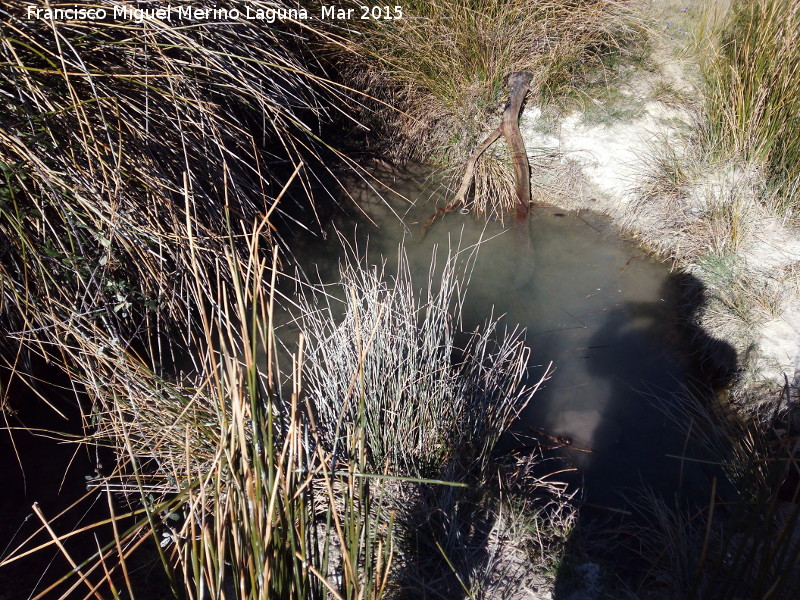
[746,218,800,273]
[521,99,688,218]
[557,103,683,209]
[756,309,800,383]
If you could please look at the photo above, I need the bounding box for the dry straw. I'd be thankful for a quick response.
[325,0,639,216]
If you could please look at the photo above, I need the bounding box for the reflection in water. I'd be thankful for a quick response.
[284,169,708,511]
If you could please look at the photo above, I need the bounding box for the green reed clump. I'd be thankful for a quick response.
[702,0,800,213]
[322,0,638,215]
[1,216,397,599]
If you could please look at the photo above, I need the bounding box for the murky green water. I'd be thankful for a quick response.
[285,167,706,510]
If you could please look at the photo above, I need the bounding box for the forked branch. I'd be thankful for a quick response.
[425,71,534,229]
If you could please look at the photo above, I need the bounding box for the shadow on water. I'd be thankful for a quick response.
[532,269,737,509]
[278,166,741,597]
[549,270,738,598]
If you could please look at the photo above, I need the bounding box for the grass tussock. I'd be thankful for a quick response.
[328,0,639,215]
[702,0,800,212]
[297,251,539,478]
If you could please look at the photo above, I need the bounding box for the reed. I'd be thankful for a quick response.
[8,237,395,598]
[0,2,383,595]
[0,0,342,358]
[702,0,800,213]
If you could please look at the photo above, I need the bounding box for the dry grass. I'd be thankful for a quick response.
[325,0,640,215]
[0,2,391,596]
[2,199,397,599]
[635,130,697,208]
[701,0,800,213]
[690,167,763,258]
[0,0,345,358]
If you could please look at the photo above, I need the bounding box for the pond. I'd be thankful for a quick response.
[0,164,727,597]
[283,165,715,513]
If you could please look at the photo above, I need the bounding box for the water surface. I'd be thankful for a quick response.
[286,167,707,510]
